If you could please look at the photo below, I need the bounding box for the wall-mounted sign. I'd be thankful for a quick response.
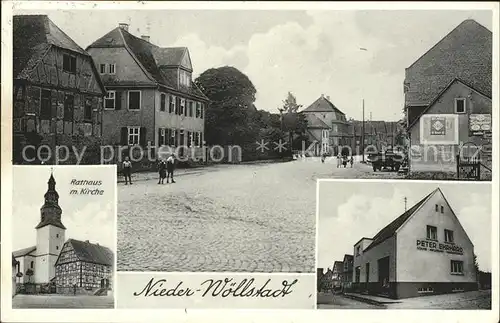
[469,114,492,136]
[416,240,463,255]
[420,114,459,145]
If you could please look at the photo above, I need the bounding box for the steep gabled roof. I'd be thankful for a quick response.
[152,47,188,68]
[306,114,330,129]
[87,27,208,101]
[364,189,436,251]
[13,15,106,94]
[405,19,492,106]
[332,261,343,272]
[67,239,113,266]
[343,254,353,262]
[13,246,37,258]
[408,78,492,130]
[302,96,345,115]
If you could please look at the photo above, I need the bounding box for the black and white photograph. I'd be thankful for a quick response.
[11,166,116,309]
[316,180,492,309]
[10,8,493,274]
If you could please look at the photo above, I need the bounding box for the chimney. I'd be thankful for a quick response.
[141,35,150,42]
[320,94,324,98]
[118,23,129,31]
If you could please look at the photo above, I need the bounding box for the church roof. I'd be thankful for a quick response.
[13,246,37,258]
[364,189,437,252]
[67,239,113,266]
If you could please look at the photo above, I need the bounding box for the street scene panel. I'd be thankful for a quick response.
[12,166,116,309]
[317,180,492,309]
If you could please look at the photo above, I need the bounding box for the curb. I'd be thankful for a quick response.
[343,293,396,306]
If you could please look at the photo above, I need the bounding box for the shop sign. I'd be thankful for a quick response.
[416,240,463,255]
[469,114,492,136]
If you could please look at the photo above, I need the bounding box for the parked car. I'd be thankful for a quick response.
[369,148,405,172]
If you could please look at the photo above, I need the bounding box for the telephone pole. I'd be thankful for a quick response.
[361,99,365,162]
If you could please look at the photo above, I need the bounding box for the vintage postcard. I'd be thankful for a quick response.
[316,179,492,309]
[10,166,117,309]
[1,1,499,323]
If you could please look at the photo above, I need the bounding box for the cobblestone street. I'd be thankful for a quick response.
[117,158,401,272]
[12,295,114,309]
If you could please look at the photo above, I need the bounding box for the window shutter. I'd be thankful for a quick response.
[115,91,122,110]
[158,128,163,146]
[140,127,147,147]
[120,127,128,145]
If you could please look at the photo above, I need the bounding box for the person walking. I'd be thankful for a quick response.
[350,155,354,168]
[336,152,341,168]
[158,159,167,184]
[122,157,133,185]
[166,153,176,183]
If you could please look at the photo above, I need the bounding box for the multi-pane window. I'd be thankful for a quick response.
[128,127,141,145]
[99,64,106,74]
[180,99,185,115]
[179,70,191,87]
[63,94,74,121]
[435,204,438,212]
[189,101,194,117]
[128,91,141,110]
[160,93,166,112]
[63,54,76,73]
[444,229,454,243]
[40,89,52,119]
[105,91,116,109]
[455,98,466,114]
[84,99,92,122]
[356,246,360,256]
[108,64,116,74]
[196,102,201,118]
[169,95,175,113]
[426,225,437,240]
[440,205,444,213]
[450,260,463,274]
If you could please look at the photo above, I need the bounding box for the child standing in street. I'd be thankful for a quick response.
[336,152,342,168]
[166,153,176,183]
[122,157,133,185]
[158,159,167,184]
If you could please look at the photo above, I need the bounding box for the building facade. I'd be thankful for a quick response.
[55,239,113,294]
[302,94,350,156]
[86,23,209,164]
[13,15,106,164]
[341,254,354,290]
[13,171,114,295]
[352,188,476,299]
[404,19,492,176]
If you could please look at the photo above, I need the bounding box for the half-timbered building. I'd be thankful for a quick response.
[55,239,113,294]
[13,15,106,164]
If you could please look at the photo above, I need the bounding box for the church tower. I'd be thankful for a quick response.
[35,170,66,283]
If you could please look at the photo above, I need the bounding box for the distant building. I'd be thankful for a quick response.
[404,19,492,176]
[341,254,354,290]
[12,15,106,164]
[352,188,476,299]
[87,23,209,162]
[347,120,403,154]
[12,255,19,296]
[318,268,335,291]
[301,94,350,156]
[332,261,343,289]
[13,171,113,295]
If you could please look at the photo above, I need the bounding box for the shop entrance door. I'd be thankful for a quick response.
[377,256,390,296]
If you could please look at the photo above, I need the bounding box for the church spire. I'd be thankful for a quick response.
[36,170,65,230]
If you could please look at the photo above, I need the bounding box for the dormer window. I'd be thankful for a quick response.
[179,70,191,87]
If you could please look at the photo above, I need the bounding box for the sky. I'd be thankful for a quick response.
[317,181,492,272]
[14,8,493,121]
[12,166,116,252]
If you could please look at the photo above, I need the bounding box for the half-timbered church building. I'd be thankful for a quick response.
[12,171,113,295]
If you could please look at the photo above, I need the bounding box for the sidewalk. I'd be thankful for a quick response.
[344,293,402,305]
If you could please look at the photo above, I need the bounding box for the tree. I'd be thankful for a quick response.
[474,253,479,275]
[195,66,259,157]
[25,268,34,283]
[280,92,308,152]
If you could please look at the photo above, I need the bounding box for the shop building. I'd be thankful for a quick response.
[352,188,477,299]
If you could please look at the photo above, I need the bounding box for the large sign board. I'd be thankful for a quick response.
[469,114,492,136]
[420,114,459,145]
[416,239,464,255]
